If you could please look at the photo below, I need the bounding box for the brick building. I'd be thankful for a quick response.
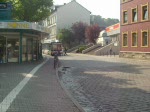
[120,0,150,59]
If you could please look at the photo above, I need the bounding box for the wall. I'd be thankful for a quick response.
[95,42,120,55]
[120,0,150,53]
[57,1,90,30]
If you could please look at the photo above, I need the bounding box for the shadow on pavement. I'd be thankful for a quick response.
[60,58,150,112]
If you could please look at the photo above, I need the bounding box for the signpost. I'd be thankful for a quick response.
[0,2,12,20]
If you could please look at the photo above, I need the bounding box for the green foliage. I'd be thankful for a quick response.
[91,15,119,27]
[75,45,87,53]
[57,29,73,48]
[78,45,87,53]
[2,0,53,22]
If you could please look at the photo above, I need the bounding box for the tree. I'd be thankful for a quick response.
[71,22,88,44]
[90,15,119,27]
[2,0,53,22]
[104,18,119,26]
[85,24,102,44]
[57,29,74,48]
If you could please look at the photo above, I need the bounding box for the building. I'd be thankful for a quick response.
[106,23,120,43]
[42,0,91,43]
[96,30,111,46]
[95,23,120,55]
[97,23,120,46]
[0,22,50,63]
[120,0,150,59]
[0,2,50,63]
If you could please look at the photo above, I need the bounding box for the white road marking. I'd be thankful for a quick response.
[0,59,48,112]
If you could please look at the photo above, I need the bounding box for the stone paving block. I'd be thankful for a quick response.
[0,58,81,112]
[59,54,150,112]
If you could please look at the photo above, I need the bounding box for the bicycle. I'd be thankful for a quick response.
[54,53,58,69]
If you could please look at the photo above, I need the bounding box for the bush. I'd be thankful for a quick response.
[78,46,87,53]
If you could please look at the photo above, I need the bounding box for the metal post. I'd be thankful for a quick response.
[32,38,34,61]
[19,31,23,63]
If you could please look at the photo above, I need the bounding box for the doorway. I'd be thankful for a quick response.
[7,38,19,62]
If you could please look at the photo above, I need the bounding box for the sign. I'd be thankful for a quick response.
[0,3,7,9]
[0,22,50,34]
[106,23,120,32]
[0,3,12,20]
[32,23,51,33]
[7,22,30,29]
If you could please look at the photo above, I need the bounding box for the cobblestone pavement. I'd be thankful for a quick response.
[0,60,43,104]
[0,56,81,112]
[59,53,150,112]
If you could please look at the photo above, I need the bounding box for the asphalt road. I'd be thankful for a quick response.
[59,53,150,112]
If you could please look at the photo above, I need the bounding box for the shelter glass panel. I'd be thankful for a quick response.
[7,38,19,62]
[0,36,6,63]
[27,39,33,61]
[22,37,27,62]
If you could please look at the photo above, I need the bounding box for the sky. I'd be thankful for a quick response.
[53,0,120,20]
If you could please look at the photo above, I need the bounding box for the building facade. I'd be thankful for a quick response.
[120,0,150,59]
[0,22,50,63]
[42,0,91,43]
[95,23,120,55]
[96,30,111,46]
[97,23,120,46]
[106,23,120,43]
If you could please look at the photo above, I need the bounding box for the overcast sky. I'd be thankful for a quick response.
[54,0,120,20]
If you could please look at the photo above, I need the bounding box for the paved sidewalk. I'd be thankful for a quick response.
[0,57,81,112]
[59,53,150,112]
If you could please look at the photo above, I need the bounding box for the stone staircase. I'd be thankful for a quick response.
[86,46,103,55]
[67,44,93,53]
[82,44,102,55]
[95,41,120,56]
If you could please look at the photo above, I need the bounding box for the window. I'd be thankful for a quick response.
[50,19,52,25]
[122,33,128,47]
[123,11,128,23]
[141,31,148,47]
[132,8,137,22]
[142,5,148,20]
[55,16,56,23]
[52,17,54,24]
[53,16,55,23]
[131,32,137,47]
[47,17,50,26]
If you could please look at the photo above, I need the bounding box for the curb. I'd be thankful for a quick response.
[55,67,85,112]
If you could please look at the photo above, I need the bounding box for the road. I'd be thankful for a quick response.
[59,53,150,112]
